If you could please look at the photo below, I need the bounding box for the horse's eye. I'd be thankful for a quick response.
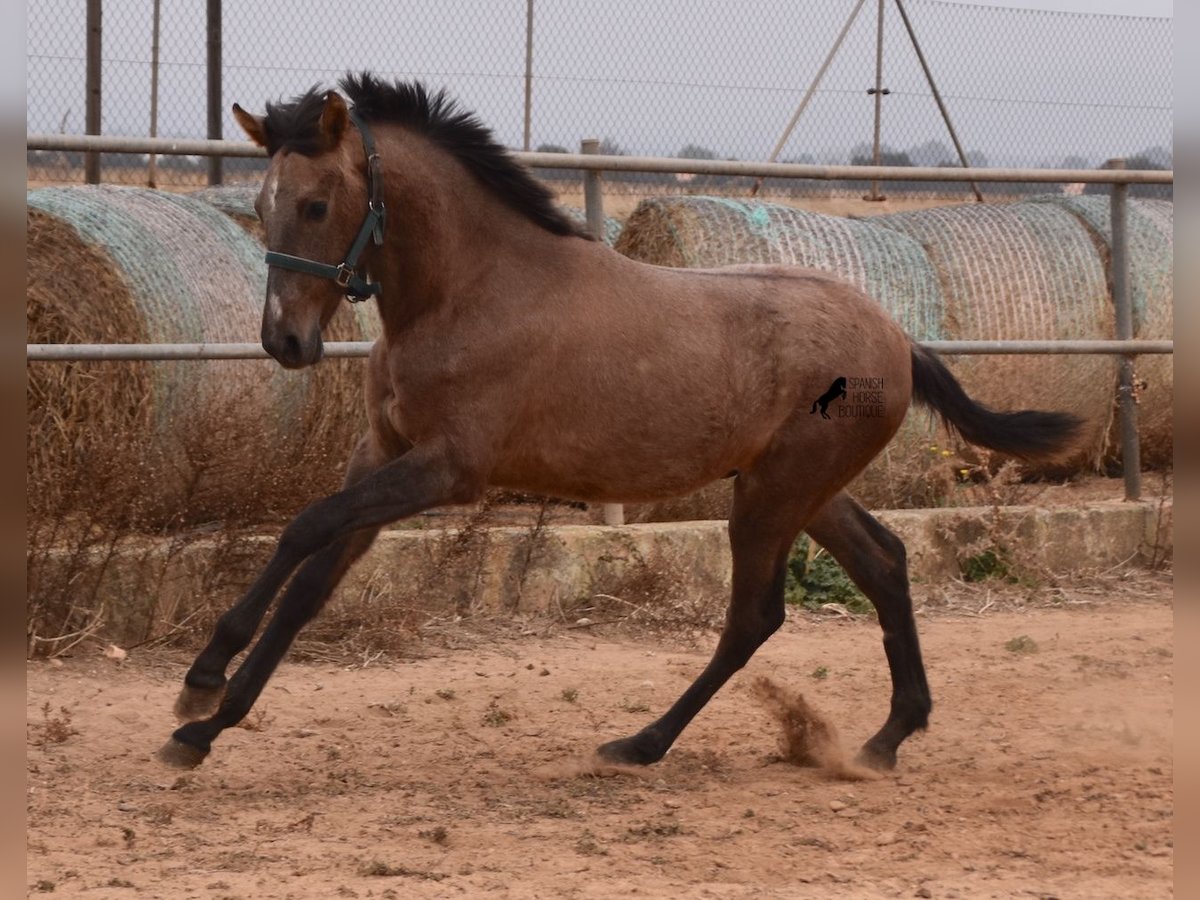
[305,200,328,221]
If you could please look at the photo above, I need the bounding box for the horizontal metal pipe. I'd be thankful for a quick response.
[922,340,1172,355]
[27,133,1173,185]
[26,342,375,360]
[26,339,1172,362]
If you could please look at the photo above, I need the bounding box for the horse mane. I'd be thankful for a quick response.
[260,73,590,240]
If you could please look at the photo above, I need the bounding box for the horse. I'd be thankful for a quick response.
[158,73,1082,772]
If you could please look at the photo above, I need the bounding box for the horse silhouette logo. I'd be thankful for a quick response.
[810,376,847,419]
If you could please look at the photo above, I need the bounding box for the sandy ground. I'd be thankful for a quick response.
[27,581,1172,899]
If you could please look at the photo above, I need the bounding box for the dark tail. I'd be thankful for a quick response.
[910,344,1084,462]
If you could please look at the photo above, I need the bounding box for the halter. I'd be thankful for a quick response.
[263,110,386,303]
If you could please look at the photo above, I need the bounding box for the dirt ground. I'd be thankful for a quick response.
[27,577,1172,899]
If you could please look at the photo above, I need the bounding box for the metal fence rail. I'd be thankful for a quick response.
[25,340,1175,362]
[26,133,1174,186]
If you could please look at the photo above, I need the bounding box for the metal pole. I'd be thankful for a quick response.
[581,138,625,526]
[26,339,1173,362]
[893,0,983,202]
[206,0,222,185]
[25,135,1177,184]
[751,0,868,196]
[148,0,161,188]
[1108,158,1141,501]
[85,0,101,184]
[866,0,886,201]
[523,0,534,151]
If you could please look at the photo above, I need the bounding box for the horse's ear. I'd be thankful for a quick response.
[232,103,267,147]
[319,91,350,149]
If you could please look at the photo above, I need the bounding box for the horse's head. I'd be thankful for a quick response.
[234,91,378,369]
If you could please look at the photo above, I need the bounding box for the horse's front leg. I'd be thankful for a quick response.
[171,434,391,722]
[158,439,482,768]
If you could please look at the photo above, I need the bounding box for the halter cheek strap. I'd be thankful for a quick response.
[263,109,386,302]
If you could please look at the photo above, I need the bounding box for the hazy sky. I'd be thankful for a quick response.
[26,0,1173,166]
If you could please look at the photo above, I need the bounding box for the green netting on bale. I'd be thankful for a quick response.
[188,183,259,221]
[615,196,944,341]
[872,199,1118,468]
[1028,195,1172,464]
[561,206,623,246]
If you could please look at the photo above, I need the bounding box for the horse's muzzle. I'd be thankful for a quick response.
[264,330,324,369]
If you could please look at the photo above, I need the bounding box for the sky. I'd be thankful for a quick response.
[26,0,1174,167]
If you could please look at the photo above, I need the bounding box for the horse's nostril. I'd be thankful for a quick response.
[283,334,302,360]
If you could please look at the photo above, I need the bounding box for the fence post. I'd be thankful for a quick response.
[85,0,102,184]
[206,0,223,186]
[581,138,625,527]
[1108,158,1141,501]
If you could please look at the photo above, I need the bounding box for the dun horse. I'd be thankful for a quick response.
[160,73,1081,771]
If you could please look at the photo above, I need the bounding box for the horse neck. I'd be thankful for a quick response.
[367,127,560,334]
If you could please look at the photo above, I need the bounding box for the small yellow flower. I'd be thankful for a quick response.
[941,450,952,457]
[959,468,970,476]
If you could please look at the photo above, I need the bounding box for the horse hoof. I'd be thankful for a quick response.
[174,685,224,723]
[855,743,898,772]
[596,734,665,767]
[156,737,208,770]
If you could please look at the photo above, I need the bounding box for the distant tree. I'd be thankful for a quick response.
[908,139,952,168]
[1083,153,1171,199]
[535,143,568,154]
[1060,154,1091,170]
[677,143,717,160]
[849,142,913,168]
[598,138,625,156]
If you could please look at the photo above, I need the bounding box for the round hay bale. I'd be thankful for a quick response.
[27,186,373,530]
[1029,195,1172,466]
[188,183,264,241]
[871,199,1118,471]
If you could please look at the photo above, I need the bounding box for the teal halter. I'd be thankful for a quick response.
[263,110,386,302]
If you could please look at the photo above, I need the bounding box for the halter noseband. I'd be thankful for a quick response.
[263,109,386,303]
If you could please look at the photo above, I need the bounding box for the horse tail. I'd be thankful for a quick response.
[909,343,1084,462]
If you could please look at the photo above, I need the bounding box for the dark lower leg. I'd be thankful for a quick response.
[806,493,931,769]
[597,494,797,765]
[160,529,377,767]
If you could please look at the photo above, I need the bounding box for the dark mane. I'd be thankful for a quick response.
[260,73,589,240]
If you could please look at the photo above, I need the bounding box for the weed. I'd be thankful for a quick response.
[418,826,449,845]
[361,861,446,881]
[961,547,1015,583]
[560,687,579,703]
[575,829,608,856]
[1005,635,1039,654]
[810,666,829,681]
[625,821,683,840]
[34,703,77,748]
[784,536,871,614]
[481,700,513,727]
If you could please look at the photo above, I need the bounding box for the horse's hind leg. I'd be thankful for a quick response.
[597,472,814,766]
[805,492,931,770]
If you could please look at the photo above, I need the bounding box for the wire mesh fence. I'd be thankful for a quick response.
[28,0,1172,199]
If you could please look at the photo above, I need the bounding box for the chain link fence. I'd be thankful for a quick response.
[28,0,1172,199]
